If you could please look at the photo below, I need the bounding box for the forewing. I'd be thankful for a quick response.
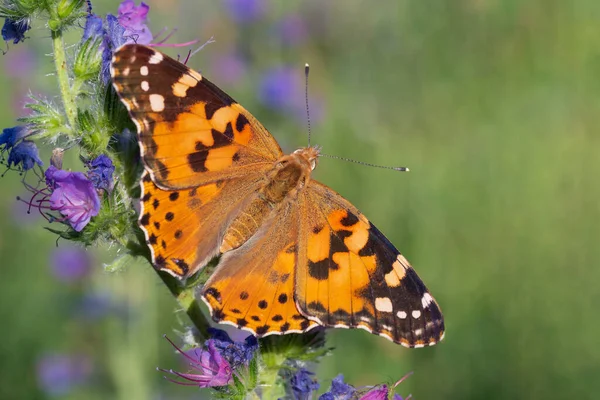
[110,44,283,189]
[296,181,445,348]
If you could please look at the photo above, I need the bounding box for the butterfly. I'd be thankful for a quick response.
[110,44,444,348]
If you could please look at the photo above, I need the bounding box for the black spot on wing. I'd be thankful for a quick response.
[187,127,235,172]
[140,212,150,226]
[154,255,166,268]
[307,301,327,314]
[204,287,222,303]
[308,259,329,280]
[204,102,221,120]
[256,325,270,335]
[188,151,208,172]
[332,309,351,322]
[340,212,359,227]
[236,113,249,132]
[330,232,347,254]
[300,320,311,330]
[213,308,225,320]
[172,258,189,275]
[222,122,234,141]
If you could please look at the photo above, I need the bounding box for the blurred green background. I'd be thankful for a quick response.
[1,0,600,398]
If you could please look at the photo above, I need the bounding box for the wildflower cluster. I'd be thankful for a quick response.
[0,0,416,398]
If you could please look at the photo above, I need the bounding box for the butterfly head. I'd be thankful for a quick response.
[293,145,321,171]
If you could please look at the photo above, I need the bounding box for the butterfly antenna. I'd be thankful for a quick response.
[320,153,410,172]
[305,63,312,147]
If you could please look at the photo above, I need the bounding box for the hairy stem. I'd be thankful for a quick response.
[51,29,78,135]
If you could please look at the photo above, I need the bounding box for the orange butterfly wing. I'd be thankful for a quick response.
[111,45,282,277]
[295,181,445,347]
[201,201,318,336]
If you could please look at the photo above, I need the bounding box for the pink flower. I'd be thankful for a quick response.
[117,0,152,44]
[160,336,233,388]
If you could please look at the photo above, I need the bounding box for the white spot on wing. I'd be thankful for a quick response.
[412,310,421,319]
[148,52,164,64]
[421,292,434,308]
[141,81,149,91]
[397,311,407,319]
[375,297,393,313]
[140,65,149,76]
[149,94,165,112]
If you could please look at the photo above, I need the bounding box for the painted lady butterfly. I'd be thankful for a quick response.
[110,44,444,348]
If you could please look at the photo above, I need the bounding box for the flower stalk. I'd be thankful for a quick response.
[50,28,77,136]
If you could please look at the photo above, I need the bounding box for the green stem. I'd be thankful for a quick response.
[51,29,78,134]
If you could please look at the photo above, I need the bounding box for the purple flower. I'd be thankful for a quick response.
[1,18,30,44]
[50,246,92,283]
[319,374,357,400]
[82,14,104,42]
[0,125,29,149]
[360,373,413,400]
[207,328,258,369]
[360,385,389,400]
[7,140,43,171]
[87,154,115,192]
[46,167,101,232]
[117,0,153,45]
[160,336,233,388]
[291,368,320,400]
[36,353,92,396]
[100,14,127,84]
[223,0,266,23]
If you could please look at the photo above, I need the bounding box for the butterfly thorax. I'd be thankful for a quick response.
[220,146,319,253]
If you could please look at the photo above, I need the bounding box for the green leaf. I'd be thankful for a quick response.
[74,37,102,81]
